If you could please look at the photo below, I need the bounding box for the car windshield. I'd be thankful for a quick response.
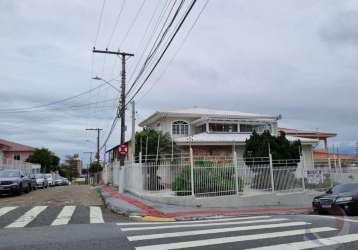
[0,170,20,178]
[330,183,358,194]
[44,174,52,178]
[35,174,43,178]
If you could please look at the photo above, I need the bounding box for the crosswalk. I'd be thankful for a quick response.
[117,215,358,250]
[0,206,105,229]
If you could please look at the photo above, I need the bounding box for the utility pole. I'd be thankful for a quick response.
[131,101,136,161]
[92,48,134,166]
[83,152,94,184]
[86,128,103,164]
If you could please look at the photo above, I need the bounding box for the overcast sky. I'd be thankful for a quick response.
[1,0,357,162]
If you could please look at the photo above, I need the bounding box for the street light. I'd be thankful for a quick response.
[92,76,121,93]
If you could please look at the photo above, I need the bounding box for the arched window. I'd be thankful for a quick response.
[172,121,189,135]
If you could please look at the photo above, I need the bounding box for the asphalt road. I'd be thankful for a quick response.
[2,185,358,249]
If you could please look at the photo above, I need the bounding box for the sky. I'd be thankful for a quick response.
[1,0,358,163]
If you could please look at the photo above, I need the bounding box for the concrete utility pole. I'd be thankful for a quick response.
[86,128,103,164]
[83,151,94,184]
[131,101,136,161]
[92,48,134,166]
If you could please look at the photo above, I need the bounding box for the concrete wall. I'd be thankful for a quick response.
[127,189,320,209]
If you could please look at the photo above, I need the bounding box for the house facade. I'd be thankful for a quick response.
[139,108,318,169]
[0,138,35,164]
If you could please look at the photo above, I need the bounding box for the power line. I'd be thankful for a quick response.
[126,0,184,96]
[126,0,198,105]
[137,0,209,103]
[94,0,107,46]
[106,0,127,48]
[0,83,108,113]
[118,0,146,48]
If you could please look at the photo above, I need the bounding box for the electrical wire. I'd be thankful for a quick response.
[0,83,108,113]
[137,0,209,103]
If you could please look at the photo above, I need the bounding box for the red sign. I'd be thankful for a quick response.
[118,144,128,156]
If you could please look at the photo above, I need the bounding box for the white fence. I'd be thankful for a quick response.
[104,152,358,198]
[0,159,41,175]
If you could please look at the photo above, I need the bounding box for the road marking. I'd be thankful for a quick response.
[246,233,358,250]
[90,206,104,224]
[0,207,17,217]
[135,227,336,250]
[309,214,358,224]
[128,221,311,241]
[6,206,47,228]
[121,218,289,231]
[117,215,271,226]
[51,206,76,226]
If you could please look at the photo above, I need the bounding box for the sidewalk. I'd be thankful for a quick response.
[99,185,313,221]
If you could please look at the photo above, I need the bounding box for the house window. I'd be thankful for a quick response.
[14,153,20,161]
[208,123,238,132]
[240,124,271,133]
[195,124,206,134]
[172,121,189,135]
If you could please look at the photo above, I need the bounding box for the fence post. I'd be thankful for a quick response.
[328,158,333,187]
[233,151,239,195]
[300,153,306,192]
[338,158,342,176]
[269,153,275,192]
[190,147,195,197]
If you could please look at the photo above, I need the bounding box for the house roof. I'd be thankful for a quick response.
[139,107,280,126]
[0,138,35,152]
[174,133,318,146]
[278,127,336,139]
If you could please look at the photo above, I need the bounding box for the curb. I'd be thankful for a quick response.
[99,185,312,222]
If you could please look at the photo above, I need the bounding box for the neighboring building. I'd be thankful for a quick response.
[0,138,35,164]
[278,128,339,160]
[72,154,83,177]
[138,108,318,168]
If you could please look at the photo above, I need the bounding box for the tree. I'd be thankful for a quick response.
[243,130,301,164]
[134,128,177,190]
[243,130,302,190]
[26,148,60,173]
[134,128,178,162]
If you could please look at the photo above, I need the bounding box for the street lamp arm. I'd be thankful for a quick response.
[92,76,121,93]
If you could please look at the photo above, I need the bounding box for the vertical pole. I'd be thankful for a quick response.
[268,144,275,192]
[155,134,160,164]
[190,147,195,196]
[234,151,239,195]
[131,101,136,161]
[145,135,148,162]
[171,137,174,162]
[120,54,126,167]
[328,158,333,187]
[301,152,306,192]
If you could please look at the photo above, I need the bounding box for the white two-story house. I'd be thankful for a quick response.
[139,108,317,168]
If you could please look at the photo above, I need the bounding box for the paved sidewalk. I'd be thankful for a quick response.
[99,185,313,220]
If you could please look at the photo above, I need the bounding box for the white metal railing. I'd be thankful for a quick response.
[0,159,41,175]
[107,155,358,198]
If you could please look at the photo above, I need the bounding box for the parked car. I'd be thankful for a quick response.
[313,182,358,215]
[54,176,70,186]
[33,174,48,189]
[0,169,32,195]
[30,175,38,190]
[44,174,54,186]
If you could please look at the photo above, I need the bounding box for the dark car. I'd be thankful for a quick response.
[0,169,32,195]
[313,182,358,215]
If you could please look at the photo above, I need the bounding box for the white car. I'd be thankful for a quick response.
[44,174,54,186]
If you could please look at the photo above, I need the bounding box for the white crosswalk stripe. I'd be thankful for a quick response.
[6,206,47,228]
[0,206,106,228]
[51,206,76,226]
[90,206,104,224]
[117,216,346,250]
[247,233,358,250]
[0,207,17,217]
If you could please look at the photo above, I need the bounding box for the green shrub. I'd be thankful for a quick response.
[172,160,243,196]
